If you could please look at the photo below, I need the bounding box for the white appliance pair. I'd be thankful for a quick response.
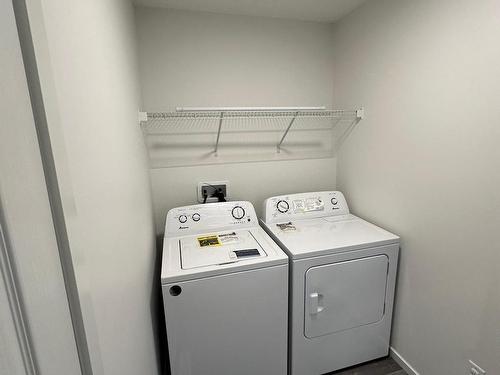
[161,191,399,375]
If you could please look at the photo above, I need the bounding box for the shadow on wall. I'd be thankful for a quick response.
[152,234,170,374]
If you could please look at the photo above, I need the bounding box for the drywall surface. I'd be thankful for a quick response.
[332,1,500,374]
[26,1,159,374]
[150,159,336,233]
[136,7,335,110]
[0,1,81,374]
[134,0,366,23]
[135,7,337,231]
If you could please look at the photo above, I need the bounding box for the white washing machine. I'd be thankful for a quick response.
[261,191,399,375]
[162,201,288,375]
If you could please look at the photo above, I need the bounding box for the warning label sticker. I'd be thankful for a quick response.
[197,235,221,247]
[218,232,239,244]
[197,232,241,247]
[276,222,296,232]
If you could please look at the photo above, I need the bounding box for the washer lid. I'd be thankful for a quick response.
[162,227,288,284]
[180,230,266,269]
[262,214,399,260]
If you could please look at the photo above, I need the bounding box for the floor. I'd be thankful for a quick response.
[329,357,406,375]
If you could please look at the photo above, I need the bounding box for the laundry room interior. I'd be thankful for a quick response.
[2,1,499,375]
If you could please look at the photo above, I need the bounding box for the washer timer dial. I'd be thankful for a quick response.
[277,200,290,213]
[231,206,246,220]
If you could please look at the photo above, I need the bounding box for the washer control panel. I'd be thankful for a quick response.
[262,191,349,224]
[166,201,257,235]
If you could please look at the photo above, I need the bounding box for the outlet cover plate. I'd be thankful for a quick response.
[197,180,230,203]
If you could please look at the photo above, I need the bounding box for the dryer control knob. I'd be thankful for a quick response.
[331,198,338,206]
[192,213,200,222]
[231,206,245,220]
[277,200,289,213]
[178,215,188,223]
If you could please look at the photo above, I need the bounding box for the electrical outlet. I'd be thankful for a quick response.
[197,181,229,203]
[469,360,486,375]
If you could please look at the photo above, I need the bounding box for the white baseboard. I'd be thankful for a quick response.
[390,347,420,375]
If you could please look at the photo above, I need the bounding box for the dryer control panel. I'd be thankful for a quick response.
[262,191,349,224]
[165,201,257,236]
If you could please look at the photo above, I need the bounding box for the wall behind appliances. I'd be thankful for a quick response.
[135,7,337,232]
[332,0,500,374]
[25,1,159,374]
[150,159,336,233]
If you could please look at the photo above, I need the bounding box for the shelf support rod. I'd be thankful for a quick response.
[176,106,325,112]
[277,111,299,153]
[214,111,224,156]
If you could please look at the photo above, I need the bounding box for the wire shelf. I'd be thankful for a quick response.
[140,107,363,167]
[143,109,360,132]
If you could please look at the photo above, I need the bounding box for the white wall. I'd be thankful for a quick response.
[26,1,159,374]
[1,1,81,374]
[150,159,336,232]
[332,1,500,374]
[135,7,337,232]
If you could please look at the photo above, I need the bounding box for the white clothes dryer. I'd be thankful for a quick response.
[162,201,288,375]
[261,191,399,375]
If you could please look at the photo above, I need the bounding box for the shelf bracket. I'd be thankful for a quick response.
[277,111,299,153]
[214,111,224,156]
[138,111,148,123]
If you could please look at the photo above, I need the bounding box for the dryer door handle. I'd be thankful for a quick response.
[309,292,324,315]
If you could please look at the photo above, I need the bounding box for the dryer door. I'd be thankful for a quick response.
[304,255,388,338]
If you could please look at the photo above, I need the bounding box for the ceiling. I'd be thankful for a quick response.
[133,0,367,23]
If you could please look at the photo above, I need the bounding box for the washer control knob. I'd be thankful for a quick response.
[192,213,200,222]
[331,198,338,206]
[231,206,246,220]
[178,215,188,223]
[277,200,289,213]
